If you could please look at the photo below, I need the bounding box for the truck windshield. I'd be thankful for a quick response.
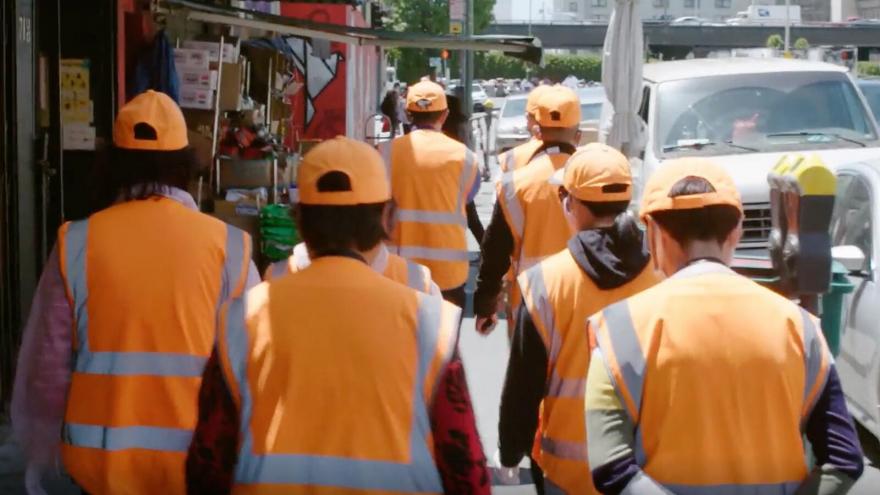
[656,71,877,157]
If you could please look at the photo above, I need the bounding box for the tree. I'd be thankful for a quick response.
[385,0,497,83]
[794,37,810,50]
[766,34,784,50]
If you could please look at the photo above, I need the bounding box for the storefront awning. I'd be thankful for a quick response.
[164,0,543,65]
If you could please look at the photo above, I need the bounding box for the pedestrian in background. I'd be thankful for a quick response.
[397,83,412,134]
[11,90,258,495]
[586,158,864,494]
[498,84,553,173]
[474,85,583,335]
[498,144,661,494]
[381,87,400,136]
[186,137,489,494]
[444,88,485,244]
[388,80,482,308]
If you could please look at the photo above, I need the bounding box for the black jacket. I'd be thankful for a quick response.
[498,214,650,467]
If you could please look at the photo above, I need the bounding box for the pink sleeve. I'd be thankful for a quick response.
[11,244,73,474]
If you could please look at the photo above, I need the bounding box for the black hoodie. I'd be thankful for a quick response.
[497,214,650,468]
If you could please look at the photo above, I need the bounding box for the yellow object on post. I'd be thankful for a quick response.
[767,153,837,295]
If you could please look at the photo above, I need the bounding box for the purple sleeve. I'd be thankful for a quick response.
[11,244,73,474]
[804,366,864,480]
[467,173,481,204]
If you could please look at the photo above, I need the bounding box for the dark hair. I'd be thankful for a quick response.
[296,170,388,253]
[297,203,388,253]
[650,176,742,245]
[101,146,197,204]
[409,110,445,127]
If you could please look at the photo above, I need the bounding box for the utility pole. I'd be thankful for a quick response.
[784,0,791,54]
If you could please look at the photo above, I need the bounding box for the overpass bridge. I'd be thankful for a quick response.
[483,23,880,58]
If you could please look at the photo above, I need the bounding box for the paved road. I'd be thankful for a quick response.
[460,161,880,493]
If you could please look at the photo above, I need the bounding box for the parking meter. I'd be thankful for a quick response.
[767,154,837,300]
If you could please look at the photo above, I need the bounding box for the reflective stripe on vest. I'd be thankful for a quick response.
[61,219,247,452]
[405,259,430,293]
[498,171,525,241]
[397,246,471,262]
[222,293,448,491]
[540,437,587,462]
[397,209,467,227]
[801,307,831,422]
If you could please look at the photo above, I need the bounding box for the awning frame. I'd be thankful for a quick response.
[163,0,543,64]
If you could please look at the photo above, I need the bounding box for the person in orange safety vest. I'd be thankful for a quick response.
[263,200,439,295]
[497,84,552,174]
[11,90,258,495]
[387,80,482,309]
[473,85,583,336]
[496,144,662,494]
[585,158,864,494]
[185,136,490,494]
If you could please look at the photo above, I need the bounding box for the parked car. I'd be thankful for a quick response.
[630,58,880,252]
[495,87,608,152]
[495,94,530,152]
[577,86,607,145]
[858,79,880,120]
[830,160,880,444]
[671,16,709,25]
[472,83,489,112]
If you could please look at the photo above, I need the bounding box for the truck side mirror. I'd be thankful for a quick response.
[832,245,869,278]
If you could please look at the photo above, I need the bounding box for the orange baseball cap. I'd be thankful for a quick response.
[535,86,581,128]
[406,80,448,112]
[297,136,391,206]
[113,90,188,151]
[639,157,743,220]
[551,143,632,202]
[526,84,553,115]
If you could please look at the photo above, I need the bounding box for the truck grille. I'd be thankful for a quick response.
[742,202,772,246]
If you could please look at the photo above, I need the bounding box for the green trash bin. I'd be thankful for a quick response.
[732,256,853,358]
[259,204,300,262]
[819,261,855,357]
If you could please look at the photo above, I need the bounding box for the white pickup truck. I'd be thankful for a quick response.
[631,58,880,252]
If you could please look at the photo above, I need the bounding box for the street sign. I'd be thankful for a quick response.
[449,0,464,20]
[450,20,463,34]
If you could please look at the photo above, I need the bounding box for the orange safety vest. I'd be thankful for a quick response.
[264,244,434,293]
[389,129,479,290]
[590,261,831,492]
[519,249,660,494]
[57,197,251,495]
[496,147,573,276]
[498,138,543,173]
[216,256,460,494]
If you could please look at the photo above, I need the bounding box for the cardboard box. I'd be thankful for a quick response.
[217,157,275,190]
[179,69,218,90]
[183,109,217,139]
[183,40,239,64]
[180,87,214,110]
[218,62,244,111]
[173,48,210,71]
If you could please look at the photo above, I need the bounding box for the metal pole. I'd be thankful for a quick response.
[463,0,474,113]
[528,0,533,36]
[784,0,791,54]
